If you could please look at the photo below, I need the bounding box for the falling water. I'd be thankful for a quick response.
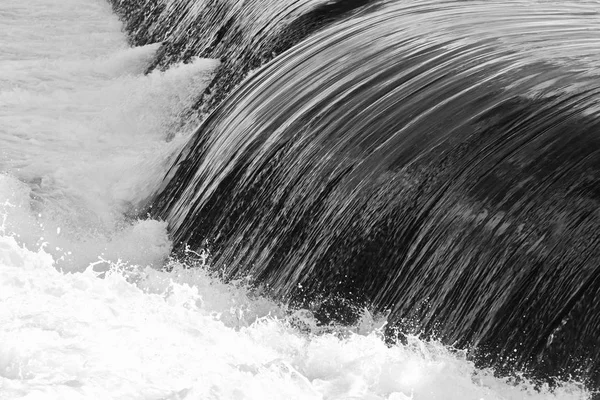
[0,0,594,398]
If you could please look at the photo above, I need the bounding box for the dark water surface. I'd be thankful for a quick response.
[146,0,600,388]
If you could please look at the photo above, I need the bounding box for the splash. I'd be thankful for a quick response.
[0,236,591,399]
[0,0,218,270]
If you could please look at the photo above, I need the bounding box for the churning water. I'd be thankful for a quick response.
[0,0,593,398]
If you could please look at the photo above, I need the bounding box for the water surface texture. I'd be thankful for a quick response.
[0,0,595,398]
[153,0,600,389]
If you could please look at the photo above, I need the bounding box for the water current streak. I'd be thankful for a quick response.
[152,0,600,387]
[108,0,373,114]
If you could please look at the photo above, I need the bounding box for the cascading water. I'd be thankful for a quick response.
[152,0,600,391]
[109,0,372,114]
[0,0,596,399]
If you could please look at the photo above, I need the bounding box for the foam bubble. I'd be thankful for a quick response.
[0,239,591,399]
[0,0,217,270]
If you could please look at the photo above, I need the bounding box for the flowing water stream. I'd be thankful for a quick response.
[0,0,593,398]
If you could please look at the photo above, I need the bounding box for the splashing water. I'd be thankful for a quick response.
[0,0,593,398]
[0,0,218,270]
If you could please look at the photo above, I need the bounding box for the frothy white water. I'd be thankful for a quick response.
[0,0,218,269]
[0,237,591,400]
[0,0,592,399]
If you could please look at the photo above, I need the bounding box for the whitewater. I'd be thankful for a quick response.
[0,0,592,399]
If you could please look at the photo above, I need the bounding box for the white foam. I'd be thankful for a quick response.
[0,0,218,269]
[0,239,591,399]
